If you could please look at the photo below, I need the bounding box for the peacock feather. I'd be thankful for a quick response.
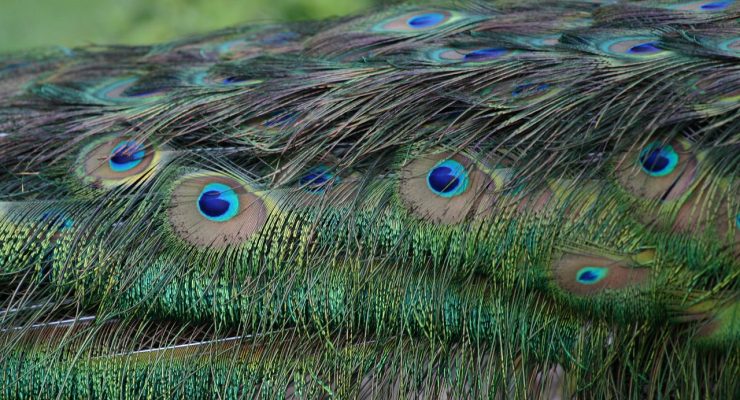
[0,1,738,398]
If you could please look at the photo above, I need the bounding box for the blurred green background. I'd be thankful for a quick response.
[0,0,372,53]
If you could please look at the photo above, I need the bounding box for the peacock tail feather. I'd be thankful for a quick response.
[0,0,738,398]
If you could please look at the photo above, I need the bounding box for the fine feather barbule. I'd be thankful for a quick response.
[0,1,738,399]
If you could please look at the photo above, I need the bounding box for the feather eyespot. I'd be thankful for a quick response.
[300,166,339,194]
[615,139,697,202]
[553,253,650,296]
[168,173,269,247]
[638,142,679,177]
[463,48,510,61]
[94,77,165,103]
[575,267,609,285]
[626,42,661,55]
[76,135,166,189]
[426,160,469,198]
[109,141,146,173]
[427,47,514,63]
[372,10,463,33]
[668,0,734,11]
[700,0,733,9]
[399,151,505,224]
[407,13,446,28]
[222,76,252,84]
[603,38,666,58]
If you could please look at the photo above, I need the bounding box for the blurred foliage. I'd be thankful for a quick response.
[0,0,374,53]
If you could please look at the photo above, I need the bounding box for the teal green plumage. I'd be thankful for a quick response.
[0,1,738,398]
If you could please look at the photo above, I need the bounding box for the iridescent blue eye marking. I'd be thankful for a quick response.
[576,267,609,285]
[628,42,661,54]
[109,141,146,172]
[223,76,249,84]
[701,1,732,10]
[602,37,666,57]
[197,183,240,222]
[426,159,469,198]
[639,142,679,177]
[735,212,739,230]
[407,13,445,29]
[300,165,338,193]
[463,48,508,61]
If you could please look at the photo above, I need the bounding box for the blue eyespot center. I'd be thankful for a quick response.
[199,191,230,216]
[639,142,679,177]
[223,75,249,84]
[628,42,661,54]
[701,1,731,10]
[576,267,609,285]
[109,141,146,172]
[426,159,469,198]
[407,13,446,29]
[463,48,508,61]
[300,166,337,193]
[197,182,240,222]
[735,212,739,230]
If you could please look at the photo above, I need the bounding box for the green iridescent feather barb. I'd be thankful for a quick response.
[0,0,738,398]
